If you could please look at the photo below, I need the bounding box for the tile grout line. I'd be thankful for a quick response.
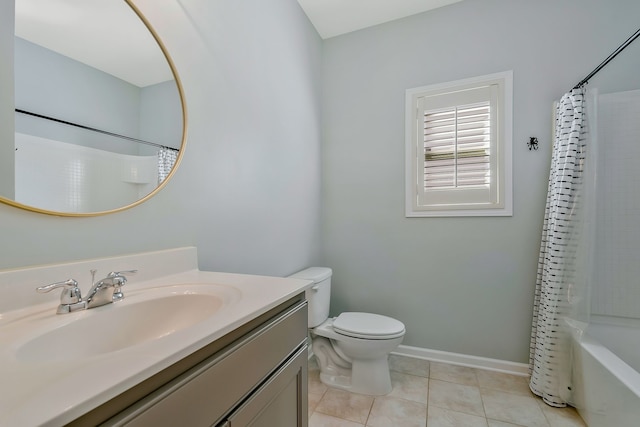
[363,395,373,427]
[424,378,430,427]
[475,367,490,423]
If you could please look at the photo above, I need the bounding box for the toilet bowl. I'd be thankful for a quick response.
[289,267,405,395]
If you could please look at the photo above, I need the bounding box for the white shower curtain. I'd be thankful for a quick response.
[529,88,588,407]
[158,147,178,184]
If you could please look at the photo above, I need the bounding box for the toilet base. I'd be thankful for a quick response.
[319,357,392,395]
[312,336,393,395]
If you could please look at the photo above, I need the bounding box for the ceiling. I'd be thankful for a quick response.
[15,0,173,88]
[296,0,464,39]
[14,0,463,87]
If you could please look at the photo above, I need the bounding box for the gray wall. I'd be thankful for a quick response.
[15,37,182,154]
[0,0,322,278]
[15,37,141,151]
[321,0,640,363]
[0,0,14,199]
[139,81,183,150]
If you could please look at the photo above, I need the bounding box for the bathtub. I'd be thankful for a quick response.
[571,316,640,426]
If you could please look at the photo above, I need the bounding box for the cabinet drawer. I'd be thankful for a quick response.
[107,300,307,427]
[226,345,308,427]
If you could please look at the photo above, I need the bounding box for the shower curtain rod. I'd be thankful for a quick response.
[15,108,179,152]
[574,27,640,89]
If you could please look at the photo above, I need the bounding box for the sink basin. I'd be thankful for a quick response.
[15,284,240,363]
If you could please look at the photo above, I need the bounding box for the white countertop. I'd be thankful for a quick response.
[0,248,312,426]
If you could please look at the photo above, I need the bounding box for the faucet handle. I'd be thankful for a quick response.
[36,279,82,304]
[107,270,138,278]
[107,270,137,302]
[36,279,86,314]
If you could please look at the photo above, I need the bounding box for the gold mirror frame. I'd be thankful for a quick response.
[2,0,188,217]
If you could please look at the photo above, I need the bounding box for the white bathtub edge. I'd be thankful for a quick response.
[581,334,640,398]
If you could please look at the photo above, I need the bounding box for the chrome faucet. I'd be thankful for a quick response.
[36,270,137,314]
[85,270,136,309]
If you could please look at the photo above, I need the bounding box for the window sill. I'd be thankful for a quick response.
[406,206,513,217]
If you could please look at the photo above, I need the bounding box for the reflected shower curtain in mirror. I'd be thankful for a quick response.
[158,148,178,184]
[529,88,588,407]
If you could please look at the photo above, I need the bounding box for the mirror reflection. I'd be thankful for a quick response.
[4,0,185,215]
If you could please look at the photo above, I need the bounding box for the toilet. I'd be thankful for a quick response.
[289,267,405,395]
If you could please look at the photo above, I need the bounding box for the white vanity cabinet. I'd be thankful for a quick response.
[69,294,308,427]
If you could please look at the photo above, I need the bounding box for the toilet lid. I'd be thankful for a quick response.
[333,312,405,339]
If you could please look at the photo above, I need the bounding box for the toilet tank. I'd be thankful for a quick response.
[288,267,332,328]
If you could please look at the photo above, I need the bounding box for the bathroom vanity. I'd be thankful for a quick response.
[0,248,312,426]
[81,294,308,426]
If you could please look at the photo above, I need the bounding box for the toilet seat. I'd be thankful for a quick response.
[332,312,405,340]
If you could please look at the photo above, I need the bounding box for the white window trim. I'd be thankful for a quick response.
[405,71,513,217]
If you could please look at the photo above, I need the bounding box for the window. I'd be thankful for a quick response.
[405,71,512,217]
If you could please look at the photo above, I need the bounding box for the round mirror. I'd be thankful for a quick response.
[2,0,187,216]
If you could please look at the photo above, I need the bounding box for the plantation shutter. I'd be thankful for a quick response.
[416,85,498,207]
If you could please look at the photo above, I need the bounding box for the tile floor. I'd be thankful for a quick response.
[308,355,586,427]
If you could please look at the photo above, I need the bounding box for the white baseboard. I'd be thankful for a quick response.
[307,341,529,377]
[392,345,530,377]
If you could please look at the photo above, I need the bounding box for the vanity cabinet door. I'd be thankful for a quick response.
[224,345,308,427]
